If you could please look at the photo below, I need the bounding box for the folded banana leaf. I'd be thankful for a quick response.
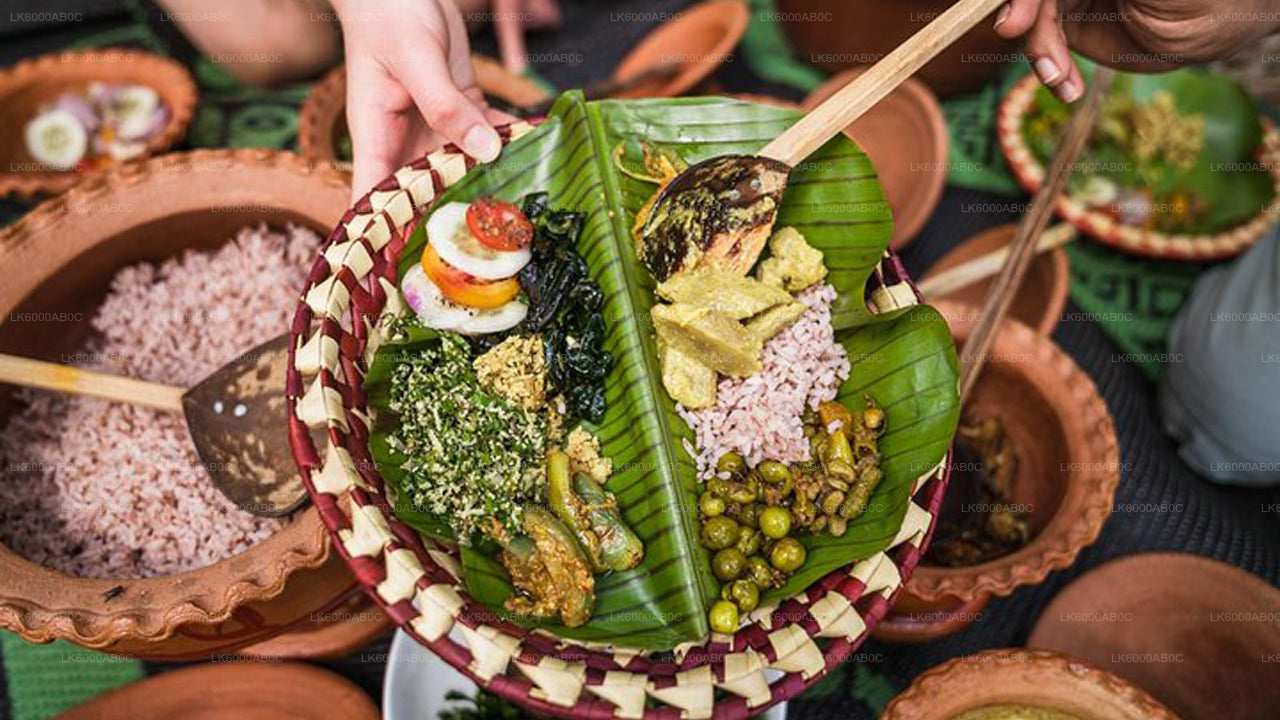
[367,91,959,650]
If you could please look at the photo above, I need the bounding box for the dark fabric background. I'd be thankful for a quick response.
[1,1,1278,719]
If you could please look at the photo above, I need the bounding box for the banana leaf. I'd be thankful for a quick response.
[1024,59,1274,234]
[367,91,958,650]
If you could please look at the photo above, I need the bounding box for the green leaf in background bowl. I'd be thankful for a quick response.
[368,91,958,650]
[1025,59,1275,235]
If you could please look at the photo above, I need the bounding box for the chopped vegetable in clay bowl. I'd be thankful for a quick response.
[0,49,196,197]
[289,92,961,662]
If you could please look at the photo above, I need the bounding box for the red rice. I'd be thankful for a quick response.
[0,224,320,578]
[678,283,850,479]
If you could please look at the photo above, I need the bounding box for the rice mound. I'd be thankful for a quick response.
[678,283,851,478]
[0,224,320,579]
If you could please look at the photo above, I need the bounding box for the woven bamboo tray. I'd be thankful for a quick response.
[998,73,1280,261]
[286,120,951,719]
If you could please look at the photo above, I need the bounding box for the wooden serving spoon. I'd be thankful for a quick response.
[0,334,304,517]
[638,0,1007,279]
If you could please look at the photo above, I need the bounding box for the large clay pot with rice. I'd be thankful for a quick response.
[774,0,1016,97]
[0,149,358,659]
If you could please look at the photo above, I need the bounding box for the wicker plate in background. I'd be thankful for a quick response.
[286,121,951,719]
[998,73,1280,261]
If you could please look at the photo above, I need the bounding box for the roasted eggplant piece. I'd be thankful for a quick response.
[637,155,789,281]
[500,507,595,627]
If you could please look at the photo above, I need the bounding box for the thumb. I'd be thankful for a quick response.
[391,41,501,163]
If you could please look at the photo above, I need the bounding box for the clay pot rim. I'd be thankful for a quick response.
[0,48,198,199]
[54,661,381,720]
[880,648,1183,720]
[0,148,339,649]
[297,57,551,167]
[998,73,1280,261]
[801,68,948,247]
[926,223,1071,335]
[611,0,750,97]
[905,300,1120,602]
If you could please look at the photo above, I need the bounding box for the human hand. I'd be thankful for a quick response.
[331,0,515,200]
[994,0,1280,102]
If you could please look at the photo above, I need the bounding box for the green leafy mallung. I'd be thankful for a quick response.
[368,92,959,649]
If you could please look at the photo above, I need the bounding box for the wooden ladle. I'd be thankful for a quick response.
[0,334,304,517]
[639,0,1007,278]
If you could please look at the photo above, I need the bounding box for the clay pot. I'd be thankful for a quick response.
[297,56,550,170]
[240,588,391,660]
[1029,553,1280,720]
[612,0,750,98]
[775,0,1016,97]
[922,223,1070,334]
[802,68,947,247]
[0,149,356,659]
[0,49,196,198]
[874,301,1120,642]
[881,648,1183,720]
[53,662,380,720]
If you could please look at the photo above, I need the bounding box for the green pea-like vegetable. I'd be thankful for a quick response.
[716,452,746,475]
[709,600,739,634]
[759,506,792,539]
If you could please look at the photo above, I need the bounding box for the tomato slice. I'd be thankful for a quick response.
[466,197,533,251]
[421,244,520,309]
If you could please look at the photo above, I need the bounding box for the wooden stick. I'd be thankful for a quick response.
[759,0,1006,166]
[0,353,185,412]
[918,223,1076,297]
[958,68,1114,401]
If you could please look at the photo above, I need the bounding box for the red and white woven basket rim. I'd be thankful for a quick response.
[997,73,1280,261]
[285,119,951,719]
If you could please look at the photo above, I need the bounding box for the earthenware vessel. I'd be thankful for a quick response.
[611,0,750,98]
[0,48,196,198]
[240,588,391,659]
[0,149,353,659]
[874,300,1120,642]
[775,0,1016,97]
[881,648,1182,720]
[802,68,947,247]
[923,223,1070,334]
[53,661,380,720]
[1029,553,1280,720]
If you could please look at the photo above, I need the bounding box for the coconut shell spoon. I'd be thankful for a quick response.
[0,334,304,517]
[638,0,1007,280]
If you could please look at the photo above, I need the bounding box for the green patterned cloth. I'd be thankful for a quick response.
[0,636,142,720]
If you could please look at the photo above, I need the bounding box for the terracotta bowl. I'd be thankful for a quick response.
[921,223,1070,335]
[0,48,196,198]
[611,0,750,98]
[801,68,947,248]
[0,149,356,659]
[775,0,1016,97]
[881,649,1183,720]
[54,662,380,720]
[874,300,1120,642]
[297,56,550,170]
[1029,553,1280,720]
